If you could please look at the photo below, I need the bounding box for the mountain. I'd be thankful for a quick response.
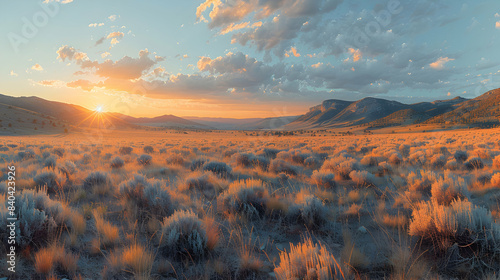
[0,93,132,133]
[184,116,299,130]
[366,97,468,128]
[424,89,500,126]
[286,98,408,129]
[285,94,475,130]
[113,113,208,129]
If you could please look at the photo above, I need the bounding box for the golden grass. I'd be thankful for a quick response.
[92,210,120,247]
[122,243,155,279]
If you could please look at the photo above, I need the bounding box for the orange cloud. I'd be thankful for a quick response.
[348,48,362,62]
[67,79,98,91]
[429,57,455,70]
[496,21,500,29]
[285,47,300,58]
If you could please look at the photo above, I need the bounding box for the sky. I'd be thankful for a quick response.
[1,0,500,118]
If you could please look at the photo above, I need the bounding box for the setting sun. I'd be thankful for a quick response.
[95,106,103,113]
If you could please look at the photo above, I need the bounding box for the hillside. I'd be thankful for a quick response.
[425,89,500,126]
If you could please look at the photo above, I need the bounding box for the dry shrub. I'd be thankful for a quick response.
[34,245,79,276]
[349,170,375,187]
[430,172,469,205]
[274,238,345,280]
[492,173,500,188]
[288,192,329,228]
[312,170,336,189]
[93,210,120,247]
[218,179,269,219]
[409,199,500,254]
[320,155,358,180]
[493,155,500,169]
[159,209,208,259]
[33,168,66,193]
[122,243,155,279]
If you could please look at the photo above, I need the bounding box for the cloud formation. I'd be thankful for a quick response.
[31,64,44,71]
[429,57,455,70]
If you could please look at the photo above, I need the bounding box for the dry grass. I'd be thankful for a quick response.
[122,243,155,279]
[93,210,120,247]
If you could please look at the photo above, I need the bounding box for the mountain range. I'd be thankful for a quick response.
[0,88,498,135]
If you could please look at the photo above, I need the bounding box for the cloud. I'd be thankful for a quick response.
[82,49,157,80]
[476,57,499,70]
[35,80,65,87]
[96,31,125,46]
[89,23,104,27]
[31,64,44,71]
[348,48,362,62]
[10,70,18,77]
[43,0,73,4]
[496,21,500,29]
[285,46,301,57]
[67,79,98,91]
[220,21,262,35]
[101,52,111,58]
[108,15,118,21]
[429,57,455,70]
[56,45,89,64]
[197,0,342,57]
[107,31,124,39]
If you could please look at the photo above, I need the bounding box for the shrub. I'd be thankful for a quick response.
[137,154,153,166]
[119,174,173,218]
[430,172,469,205]
[233,153,270,170]
[34,168,66,193]
[122,244,154,279]
[320,155,358,180]
[184,171,222,199]
[53,147,65,157]
[143,145,154,153]
[454,150,468,162]
[269,159,298,175]
[360,155,378,167]
[44,156,57,169]
[409,199,500,255]
[119,146,133,155]
[430,154,446,168]
[407,170,437,195]
[311,171,336,189]
[190,158,208,171]
[388,153,402,165]
[202,161,232,177]
[159,209,207,258]
[274,238,344,280]
[464,157,484,170]
[288,193,328,228]
[491,173,500,188]
[166,154,184,166]
[110,156,125,168]
[493,155,500,169]
[17,149,35,160]
[408,151,426,166]
[349,170,375,187]
[60,160,76,175]
[83,171,111,190]
[218,179,269,219]
[93,210,119,247]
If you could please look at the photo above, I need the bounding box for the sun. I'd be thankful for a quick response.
[95,106,103,113]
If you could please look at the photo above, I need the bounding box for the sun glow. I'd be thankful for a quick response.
[95,106,103,113]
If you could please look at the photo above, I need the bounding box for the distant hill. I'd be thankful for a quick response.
[113,113,209,129]
[0,93,132,134]
[285,94,474,130]
[184,116,299,130]
[424,89,500,126]
[1,88,498,135]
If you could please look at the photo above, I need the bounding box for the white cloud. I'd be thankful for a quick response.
[31,64,44,71]
[43,0,73,4]
[108,15,118,21]
[10,70,18,77]
[89,23,104,27]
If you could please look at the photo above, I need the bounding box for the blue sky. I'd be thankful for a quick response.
[1,0,500,118]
